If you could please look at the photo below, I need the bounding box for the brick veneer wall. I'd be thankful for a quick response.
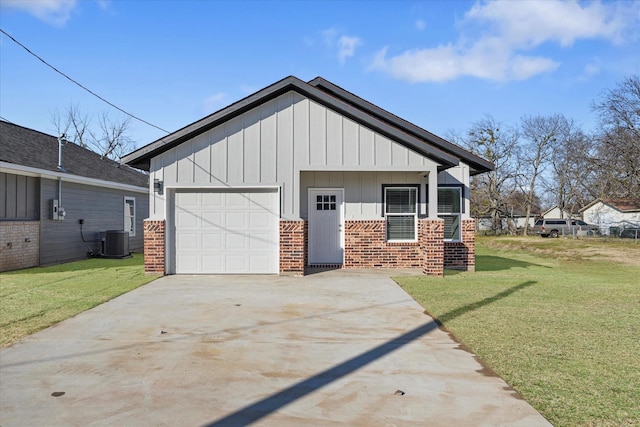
[344,220,421,268]
[280,220,306,275]
[444,219,476,272]
[0,221,40,272]
[343,219,444,276]
[143,219,165,274]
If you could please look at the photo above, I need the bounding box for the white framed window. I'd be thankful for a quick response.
[384,186,418,242]
[124,197,135,237]
[438,186,462,241]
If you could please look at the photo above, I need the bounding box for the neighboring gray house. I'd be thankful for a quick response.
[0,121,149,272]
[122,76,493,276]
[581,199,640,235]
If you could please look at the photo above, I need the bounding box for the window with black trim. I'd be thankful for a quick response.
[384,186,418,241]
[438,187,461,241]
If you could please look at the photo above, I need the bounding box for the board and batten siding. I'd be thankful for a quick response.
[0,172,40,220]
[150,91,441,220]
[39,178,148,265]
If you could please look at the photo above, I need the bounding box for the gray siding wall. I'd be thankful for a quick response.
[149,91,442,220]
[40,178,148,265]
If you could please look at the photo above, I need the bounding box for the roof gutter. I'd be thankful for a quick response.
[1,161,148,194]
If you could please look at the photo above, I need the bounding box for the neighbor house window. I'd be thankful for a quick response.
[438,187,462,241]
[124,197,135,237]
[384,186,418,241]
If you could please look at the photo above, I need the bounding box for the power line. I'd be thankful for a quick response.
[0,28,170,134]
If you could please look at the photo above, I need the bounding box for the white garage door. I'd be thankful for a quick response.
[173,189,279,274]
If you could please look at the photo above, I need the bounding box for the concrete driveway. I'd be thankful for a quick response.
[1,270,551,426]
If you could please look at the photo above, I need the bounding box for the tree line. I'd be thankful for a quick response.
[453,75,639,235]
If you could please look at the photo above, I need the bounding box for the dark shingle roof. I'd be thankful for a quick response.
[0,120,148,188]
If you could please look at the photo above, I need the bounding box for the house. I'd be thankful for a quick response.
[0,121,149,272]
[541,205,577,219]
[580,199,640,235]
[122,76,493,276]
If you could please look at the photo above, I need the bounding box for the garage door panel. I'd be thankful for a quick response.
[250,254,272,271]
[201,192,223,206]
[174,189,278,274]
[202,255,223,270]
[176,211,199,228]
[201,212,223,226]
[249,212,273,229]
[250,233,275,250]
[176,255,199,271]
[225,193,248,207]
[225,233,248,251]
[176,192,199,207]
[202,233,223,250]
[225,212,248,229]
[176,233,200,250]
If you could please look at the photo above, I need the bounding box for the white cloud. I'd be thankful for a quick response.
[1,0,77,27]
[370,0,637,83]
[320,28,362,63]
[337,35,362,63]
[202,93,227,113]
[415,19,426,31]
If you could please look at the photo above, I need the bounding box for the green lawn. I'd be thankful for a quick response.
[0,254,158,347]
[396,237,640,427]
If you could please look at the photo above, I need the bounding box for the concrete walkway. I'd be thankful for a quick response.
[0,270,551,426]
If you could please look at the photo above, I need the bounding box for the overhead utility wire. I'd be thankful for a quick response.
[0,28,170,134]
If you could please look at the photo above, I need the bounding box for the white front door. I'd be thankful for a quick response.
[308,189,344,264]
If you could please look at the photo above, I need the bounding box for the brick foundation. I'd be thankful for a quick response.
[143,219,165,274]
[444,219,475,272]
[344,220,422,268]
[0,221,40,272]
[142,217,473,277]
[279,220,306,276]
[342,219,444,276]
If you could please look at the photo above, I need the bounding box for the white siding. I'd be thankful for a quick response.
[583,203,640,234]
[300,171,425,220]
[149,91,443,220]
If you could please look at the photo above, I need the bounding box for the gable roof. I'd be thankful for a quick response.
[0,120,148,188]
[307,77,494,176]
[580,198,640,213]
[122,76,494,174]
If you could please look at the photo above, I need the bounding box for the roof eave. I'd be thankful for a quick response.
[308,76,494,174]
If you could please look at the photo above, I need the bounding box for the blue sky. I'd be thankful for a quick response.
[1,0,639,152]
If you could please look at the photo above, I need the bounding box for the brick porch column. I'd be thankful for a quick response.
[280,220,306,276]
[421,219,444,277]
[143,219,165,275]
[462,219,476,272]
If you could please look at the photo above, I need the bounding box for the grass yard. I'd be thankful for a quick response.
[0,254,158,347]
[396,236,640,427]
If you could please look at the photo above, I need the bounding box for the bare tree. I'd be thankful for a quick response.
[90,114,134,160]
[519,114,566,235]
[547,124,595,216]
[51,105,135,160]
[591,75,640,201]
[463,116,520,234]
